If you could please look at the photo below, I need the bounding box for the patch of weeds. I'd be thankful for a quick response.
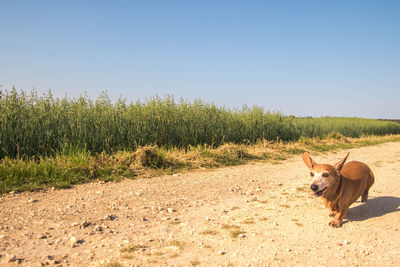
[272,154,287,161]
[147,251,164,256]
[200,229,219,235]
[104,262,124,267]
[120,244,146,253]
[250,197,268,204]
[221,224,240,230]
[230,229,245,238]
[169,240,185,250]
[170,219,181,225]
[121,254,135,260]
[296,186,307,192]
[191,260,201,266]
[134,146,177,169]
[258,200,268,204]
[241,218,255,224]
[286,148,306,154]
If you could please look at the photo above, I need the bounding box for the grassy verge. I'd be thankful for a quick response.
[1,133,399,194]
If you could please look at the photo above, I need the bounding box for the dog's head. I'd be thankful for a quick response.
[302,152,349,197]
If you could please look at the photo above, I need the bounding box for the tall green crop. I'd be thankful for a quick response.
[1,88,399,159]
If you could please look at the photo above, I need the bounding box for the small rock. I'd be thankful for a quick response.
[41,255,59,265]
[0,235,6,239]
[218,251,226,255]
[27,198,38,203]
[167,208,176,213]
[94,225,104,232]
[71,222,79,227]
[104,214,117,221]
[5,254,16,262]
[70,236,78,247]
[343,240,351,245]
[239,233,246,238]
[135,190,144,196]
[81,221,91,228]
[142,217,148,222]
[37,234,47,239]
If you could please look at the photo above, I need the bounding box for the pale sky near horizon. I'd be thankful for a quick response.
[1,0,399,119]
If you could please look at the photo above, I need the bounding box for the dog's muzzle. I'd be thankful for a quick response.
[310,184,327,197]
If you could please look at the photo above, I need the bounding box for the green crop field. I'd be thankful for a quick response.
[1,88,400,159]
[1,88,400,193]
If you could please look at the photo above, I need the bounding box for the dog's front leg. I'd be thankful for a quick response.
[329,208,348,228]
[329,210,337,217]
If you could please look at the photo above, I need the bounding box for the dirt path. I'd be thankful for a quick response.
[1,142,400,266]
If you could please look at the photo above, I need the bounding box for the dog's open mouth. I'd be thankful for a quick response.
[313,187,327,197]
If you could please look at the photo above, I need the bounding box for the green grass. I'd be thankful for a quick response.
[1,130,400,194]
[1,88,400,194]
[1,88,400,159]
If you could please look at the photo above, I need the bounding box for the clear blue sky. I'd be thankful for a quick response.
[1,0,399,118]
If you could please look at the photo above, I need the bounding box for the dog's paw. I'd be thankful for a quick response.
[329,211,336,217]
[329,219,342,228]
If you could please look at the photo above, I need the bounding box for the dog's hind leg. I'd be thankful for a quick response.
[362,171,374,203]
[361,189,369,203]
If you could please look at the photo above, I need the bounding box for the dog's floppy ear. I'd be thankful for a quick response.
[334,152,350,172]
[302,152,315,169]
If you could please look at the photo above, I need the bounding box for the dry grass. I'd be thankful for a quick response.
[200,229,219,235]
[221,224,241,230]
[120,244,146,253]
[229,229,246,238]
[168,240,185,250]
[2,133,400,194]
[241,218,255,224]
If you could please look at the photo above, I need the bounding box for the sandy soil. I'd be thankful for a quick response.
[1,142,399,266]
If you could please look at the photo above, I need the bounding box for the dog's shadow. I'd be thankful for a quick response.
[345,196,400,223]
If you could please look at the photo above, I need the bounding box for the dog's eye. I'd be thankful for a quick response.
[322,172,329,177]
[310,172,314,177]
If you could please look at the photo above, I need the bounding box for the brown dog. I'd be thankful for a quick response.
[302,152,374,227]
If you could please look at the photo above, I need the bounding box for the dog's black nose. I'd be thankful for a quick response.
[310,184,319,192]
